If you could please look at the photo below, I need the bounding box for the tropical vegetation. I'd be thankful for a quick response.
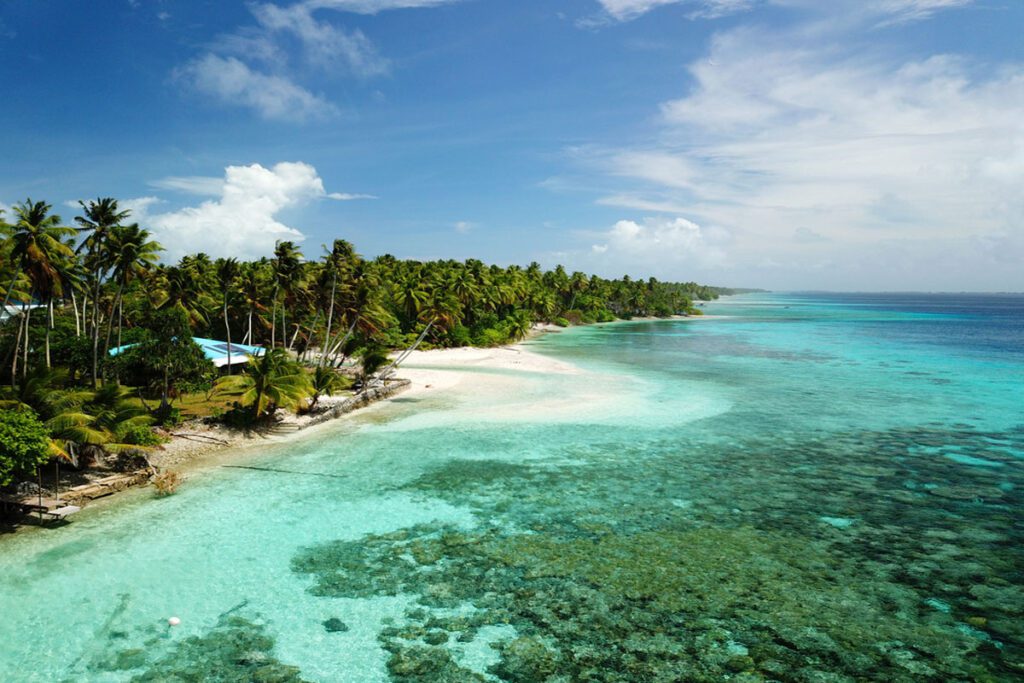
[1,196,732,486]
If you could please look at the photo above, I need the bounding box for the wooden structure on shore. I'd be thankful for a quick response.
[0,493,80,524]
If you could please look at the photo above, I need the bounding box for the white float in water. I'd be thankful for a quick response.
[168,616,181,626]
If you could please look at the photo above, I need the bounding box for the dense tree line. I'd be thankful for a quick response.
[0,197,725,482]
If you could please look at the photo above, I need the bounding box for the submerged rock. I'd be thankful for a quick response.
[322,617,349,633]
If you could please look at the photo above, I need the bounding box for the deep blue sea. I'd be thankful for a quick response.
[0,292,1021,681]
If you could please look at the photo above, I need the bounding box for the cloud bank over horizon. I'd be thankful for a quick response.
[560,1,1024,290]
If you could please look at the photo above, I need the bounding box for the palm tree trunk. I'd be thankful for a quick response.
[270,285,279,348]
[21,300,32,379]
[0,272,19,311]
[321,274,337,367]
[299,312,320,363]
[287,320,301,352]
[328,319,357,368]
[104,281,125,365]
[371,318,434,389]
[10,307,25,387]
[91,275,101,388]
[70,289,81,337]
[45,299,53,369]
[223,296,232,375]
[246,308,253,345]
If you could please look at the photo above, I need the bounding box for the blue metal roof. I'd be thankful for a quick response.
[109,337,265,367]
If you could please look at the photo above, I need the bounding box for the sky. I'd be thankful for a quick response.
[1,0,1022,291]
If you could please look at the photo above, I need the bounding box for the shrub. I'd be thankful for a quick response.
[0,409,51,488]
[122,424,165,447]
[553,317,571,327]
[473,327,508,347]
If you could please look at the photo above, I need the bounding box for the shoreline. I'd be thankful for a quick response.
[3,314,714,532]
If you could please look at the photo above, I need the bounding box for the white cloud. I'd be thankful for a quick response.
[150,176,225,196]
[587,216,728,273]
[133,162,341,260]
[306,0,463,13]
[591,0,974,23]
[581,20,1024,289]
[176,54,336,121]
[453,220,475,234]
[252,3,389,77]
[870,0,973,25]
[593,0,755,22]
[327,192,377,200]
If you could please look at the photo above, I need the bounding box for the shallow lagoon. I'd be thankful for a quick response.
[0,293,1021,681]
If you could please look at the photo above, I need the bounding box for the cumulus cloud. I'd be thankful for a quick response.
[176,54,336,121]
[587,216,728,275]
[132,162,346,260]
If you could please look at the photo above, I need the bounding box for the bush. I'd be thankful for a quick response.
[122,424,165,447]
[596,310,616,323]
[0,409,51,487]
[446,324,472,347]
[154,405,182,427]
[553,317,571,327]
[473,327,508,347]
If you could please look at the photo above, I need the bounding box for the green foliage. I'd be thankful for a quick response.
[0,408,51,487]
[215,348,312,422]
[121,423,164,446]
[553,317,571,327]
[112,307,215,409]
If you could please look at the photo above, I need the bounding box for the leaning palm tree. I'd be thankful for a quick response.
[215,348,311,422]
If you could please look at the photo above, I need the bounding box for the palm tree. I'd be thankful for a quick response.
[106,224,162,362]
[4,200,75,380]
[308,366,345,410]
[75,198,131,387]
[319,240,357,367]
[237,262,269,345]
[215,258,241,373]
[215,348,311,422]
[270,241,302,348]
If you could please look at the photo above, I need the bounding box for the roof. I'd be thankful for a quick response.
[108,337,265,368]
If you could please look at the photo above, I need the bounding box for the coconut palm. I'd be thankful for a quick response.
[215,258,241,373]
[4,200,75,379]
[75,198,131,387]
[105,224,162,360]
[270,241,302,348]
[215,348,311,422]
[308,366,345,410]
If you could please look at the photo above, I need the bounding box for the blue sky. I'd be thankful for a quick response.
[1,0,1022,290]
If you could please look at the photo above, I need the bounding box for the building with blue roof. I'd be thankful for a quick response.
[109,337,265,368]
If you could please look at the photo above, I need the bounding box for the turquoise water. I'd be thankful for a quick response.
[1,293,1021,681]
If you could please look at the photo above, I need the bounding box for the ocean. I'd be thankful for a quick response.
[0,292,1021,681]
